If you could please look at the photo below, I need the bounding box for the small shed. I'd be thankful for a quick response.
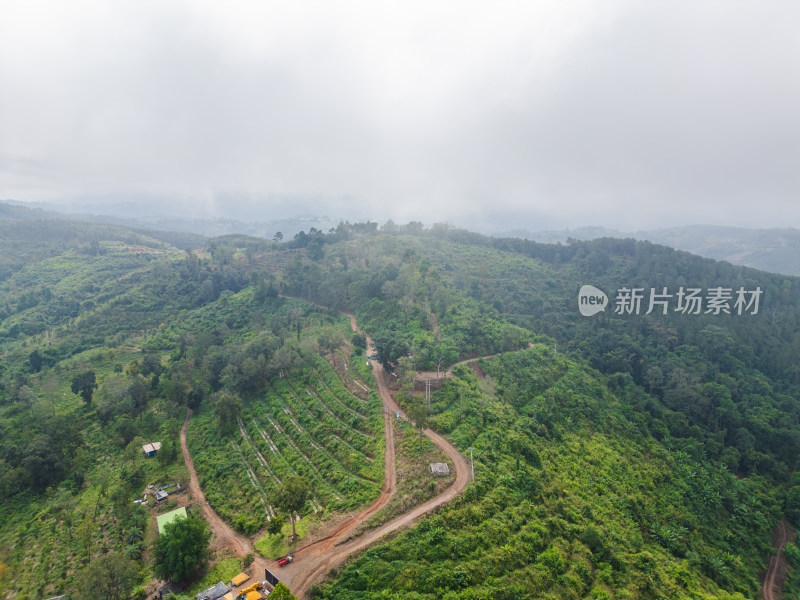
[195,581,230,600]
[157,507,187,535]
[430,463,450,477]
[143,442,162,457]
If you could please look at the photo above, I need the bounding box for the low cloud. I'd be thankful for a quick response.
[1,1,798,230]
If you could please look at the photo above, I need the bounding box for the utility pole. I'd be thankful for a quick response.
[468,447,474,482]
[425,378,431,403]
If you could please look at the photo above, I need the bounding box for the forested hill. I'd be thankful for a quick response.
[1,209,800,599]
[285,224,800,479]
[280,224,800,597]
[0,201,206,281]
[501,224,800,277]
[286,224,799,417]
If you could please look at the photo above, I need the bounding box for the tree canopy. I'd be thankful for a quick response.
[74,552,138,600]
[153,514,211,582]
[270,476,310,541]
[71,370,97,405]
[268,583,298,600]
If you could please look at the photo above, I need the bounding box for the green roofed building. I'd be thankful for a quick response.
[156,506,187,535]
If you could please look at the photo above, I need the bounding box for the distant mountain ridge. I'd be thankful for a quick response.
[501,224,800,276]
[5,199,798,276]
[2,198,341,241]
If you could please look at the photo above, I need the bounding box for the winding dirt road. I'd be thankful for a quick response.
[180,410,272,576]
[181,303,791,599]
[762,517,792,600]
[179,310,470,599]
[413,343,534,385]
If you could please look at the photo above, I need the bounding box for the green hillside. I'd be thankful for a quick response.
[276,226,798,599]
[0,207,798,599]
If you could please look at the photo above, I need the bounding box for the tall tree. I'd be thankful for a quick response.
[71,371,97,405]
[41,370,59,417]
[270,476,309,542]
[214,391,242,435]
[408,397,430,440]
[397,355,416,403]
[317,326,346,366]
[28,349,42,373]
[431,343,459,381]
[153,515,211,582]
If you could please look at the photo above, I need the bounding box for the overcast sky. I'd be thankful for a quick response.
[1,1,798,231]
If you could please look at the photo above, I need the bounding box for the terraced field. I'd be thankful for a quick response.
[187,354,384,535]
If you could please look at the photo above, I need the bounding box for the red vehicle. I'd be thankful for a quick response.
[277,554,293,567]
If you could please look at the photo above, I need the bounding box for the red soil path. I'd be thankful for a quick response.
[179,310,470,599]
[762,517,793,600]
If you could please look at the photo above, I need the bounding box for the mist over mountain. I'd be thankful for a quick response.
[500,224,800,276]
[7,196,799,276]
[2,197,344,241]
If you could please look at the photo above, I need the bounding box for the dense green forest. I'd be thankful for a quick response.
[0,203,798,599]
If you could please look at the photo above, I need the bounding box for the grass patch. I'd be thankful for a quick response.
[254,516,316,559]
[185,556,241,595]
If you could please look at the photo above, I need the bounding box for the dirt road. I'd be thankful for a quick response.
[762,517,793,600]
[413,343,535,384]
[284,426,468,598]
[179,411,273,576]
[179,309,470,599]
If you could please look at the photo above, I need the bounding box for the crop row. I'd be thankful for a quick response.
[230,439,275,519]
[187,414,269,533]
[189,355,384,523]
[268,384,379,485]
[281,379,375,456]
[313,356,379,418]
[255,409,348,503]
[236,365,384,510]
